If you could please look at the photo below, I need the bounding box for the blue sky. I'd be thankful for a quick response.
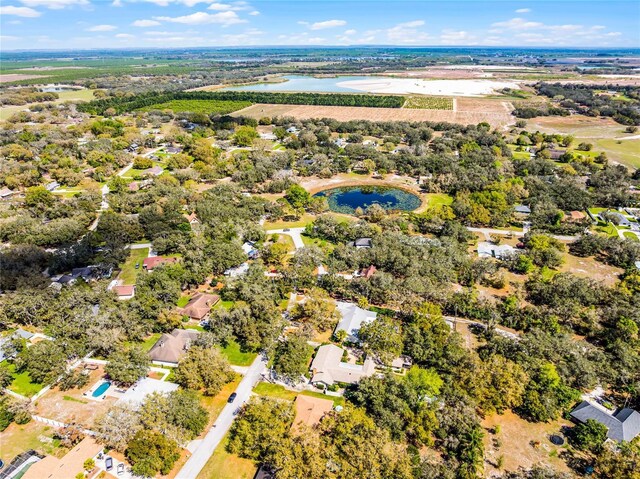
[0,0,639,50]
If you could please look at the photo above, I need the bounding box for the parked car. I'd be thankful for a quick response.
[228,392,237,403]
[105,457,113,471]
[135,262,140,269]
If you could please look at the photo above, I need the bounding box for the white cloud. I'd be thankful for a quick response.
[207,2,251,11]
[20,0,88,8]
[87,24,117,31]
[132,19,161,27]
[111,0,123,6]
[249,10,259,15]
[491,17,543,30]
[0,35,20,41]
[440,29,474,44]
[310,19,347,30]
[515,8,531,13]
[115,33,134,39]
[0,5,41,17]
[344,29,356,35]
[386,20,429,44]
[154,11,246,25]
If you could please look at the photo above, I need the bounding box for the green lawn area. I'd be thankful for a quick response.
[215,300,234,310]
[301,234,335,253]
[253,381,345,407]
[139,332,161,352]
[140,99,251,115]
[219,339,256,367]
[263,214,315,230]
[199,377,241,425]
[0,421,62,462]
[177,295,190,307]
[4,362,45,397]
[623,231,639,241]
[117,247,149,285]
[196,433,256,479]
[594,138,640,169]
[424,193,453,207]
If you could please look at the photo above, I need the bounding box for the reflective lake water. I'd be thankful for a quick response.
[314,186,421,215]
[223,74,388,93]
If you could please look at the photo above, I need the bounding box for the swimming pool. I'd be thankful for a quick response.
[92,381,111,398]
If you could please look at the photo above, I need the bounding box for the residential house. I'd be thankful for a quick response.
[360,265,377,279]
[477,242,516,260]
[143,165,163,177]
[45,181,60,191]
[570,401,640,442]
[310,344,376,387]
[185,212,200,226]
[599,211,632,227]
[350,237,373,249]
[165,146,183,154]
[334,301,377,343]
[178,293,220,321]
[0,329,35,361]
[242,241,259,259]
[565,210,586,222]
[514,204,531,215]
[142,256,178,272]
[148,329,199,366]
[113,285,135,300]
[22,437,103,479]
[291,395,334,434]
[224,262,250,277]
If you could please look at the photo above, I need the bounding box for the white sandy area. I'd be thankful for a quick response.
[597,74,640,78]
[337,78,521,97]
[441,65,535,70]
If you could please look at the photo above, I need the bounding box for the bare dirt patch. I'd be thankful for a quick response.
[233,103,513,128]
[560,253,623,286]
[482,410,572,476]
[33,366,115,428]
[0,74,47,83]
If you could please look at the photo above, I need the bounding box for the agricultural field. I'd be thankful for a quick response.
[403,96,453,110]
[139,99,251,115]
[0,88,95,122]
[232,103,513,127]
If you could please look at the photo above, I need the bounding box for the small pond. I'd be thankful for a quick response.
[314,185,421,215]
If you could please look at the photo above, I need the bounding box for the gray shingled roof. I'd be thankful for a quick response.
[570,401,640,442]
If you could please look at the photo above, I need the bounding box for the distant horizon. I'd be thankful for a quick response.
[1,0,638,51]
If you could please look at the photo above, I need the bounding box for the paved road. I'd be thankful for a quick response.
[266,227,306,250]
[176,355,268,479]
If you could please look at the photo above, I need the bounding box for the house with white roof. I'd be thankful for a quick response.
[310,344,376,387]
[334,302,377,343]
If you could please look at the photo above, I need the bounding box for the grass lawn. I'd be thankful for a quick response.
[623,231,639,241]
[594,138,640,169]
[4,362,45,397]
[117,247,149,285]
[215,300,234,310]
[301,234,335,253]
[219,339,256,367]
[140,99,251,116]
[424,193,453,208]
[196,434,256,479]
[139,332,161,352]
[177,295,190,307]
[0,421,62,461]
[199,377,241,427]
[253,381,345,407]
[263,214,315,230]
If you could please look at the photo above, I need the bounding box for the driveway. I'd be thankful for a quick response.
[176,355,267,479]
[265,227,306,250]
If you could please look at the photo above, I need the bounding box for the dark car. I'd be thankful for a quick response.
[283,228,290,232]
[228,392,237,403]
[135,262,140,269]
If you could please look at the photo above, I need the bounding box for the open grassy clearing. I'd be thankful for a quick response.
[423,192,453,207]
[253,381,345,406]
[0,89,94,122]
[0,421,62,461]
[403,96,453,110]
[4,361,44,397]
[594,138,640,168]
[117,247,149,285]
[220,339,257,366]
[263,213,316,230]
[196,433,256,479]
[139,99,251,115]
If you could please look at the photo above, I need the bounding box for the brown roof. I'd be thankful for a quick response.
[569,210,586,221]
[148,329,199,364]
[143,256,178,270]
[291,395,334,434]
[178,293,220,320]
[362,265,377,279]
[113,285,135,296]
[23,437,103,479]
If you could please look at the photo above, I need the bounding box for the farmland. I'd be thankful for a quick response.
[139,99,251,115]
[403,96,454,110]
[232,102,513,127]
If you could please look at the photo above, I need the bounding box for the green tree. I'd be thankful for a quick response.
[126,430,180,477]
[15,340,66,384]
[25,186,54,210]
[285,184,311,209]
[570,419,608,452]
[234,125,259,147]
[273,334,313,382]
[174,346,235,396]
[358,316,403,365]
[290,288,340,333]
[105,346,150,386]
